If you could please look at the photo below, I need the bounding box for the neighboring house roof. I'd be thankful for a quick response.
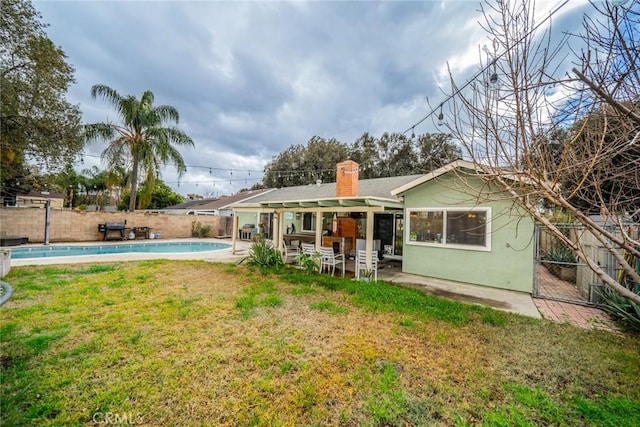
[166,189,274,213]
[19,191,65,199]
[198,189,275,210]
[234,175,424,210]
[167,198,218,209]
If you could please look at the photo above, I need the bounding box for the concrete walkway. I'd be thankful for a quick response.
[374,261,542,318]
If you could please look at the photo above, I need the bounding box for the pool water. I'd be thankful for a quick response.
[10,242,231,259]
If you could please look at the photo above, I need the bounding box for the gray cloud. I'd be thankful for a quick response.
[35,0,588,197]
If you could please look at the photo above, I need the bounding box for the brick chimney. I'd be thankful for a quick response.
[335,160,359,197]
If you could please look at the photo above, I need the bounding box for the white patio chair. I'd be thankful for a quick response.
[356,249,378,281]
[301,243,316,256]
[319,247,345,277]
[282,240,300,264]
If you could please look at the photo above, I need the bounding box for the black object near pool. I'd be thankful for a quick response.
[0,237,28,247]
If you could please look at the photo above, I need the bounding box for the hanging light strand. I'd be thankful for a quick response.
[401,0,570,135]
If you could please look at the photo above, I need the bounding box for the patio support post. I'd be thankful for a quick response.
[314,210,323,252]
[231,212,239,254]
[275,211,283,250]
[365,211,375,269]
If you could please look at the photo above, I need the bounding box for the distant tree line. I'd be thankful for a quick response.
[261,132,462,188]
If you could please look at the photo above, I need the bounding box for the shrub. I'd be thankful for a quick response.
[191,221,211,238]
[295,252,320,275]
[545,242,577,267]
[239,238,285,268]
[198,224,211,238]
[598,285,640,332]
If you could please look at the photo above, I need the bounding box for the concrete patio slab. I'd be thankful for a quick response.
[373,261,542,318]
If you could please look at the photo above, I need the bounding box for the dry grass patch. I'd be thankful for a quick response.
[1,260,639,426]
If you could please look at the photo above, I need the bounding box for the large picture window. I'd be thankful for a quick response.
[407,208,490,250]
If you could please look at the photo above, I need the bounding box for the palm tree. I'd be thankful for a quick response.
[84,84,194,211]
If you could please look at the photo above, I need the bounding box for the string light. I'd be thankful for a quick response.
[489,60,498,88]
[401,0,570,135]
[437,104,444,126]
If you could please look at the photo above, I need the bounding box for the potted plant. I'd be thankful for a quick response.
[191,221,211,238]
[191,221,201,238]
[360,268,375,282]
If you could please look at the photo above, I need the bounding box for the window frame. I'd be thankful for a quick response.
[301,212,316,232]
[405,207,491,251]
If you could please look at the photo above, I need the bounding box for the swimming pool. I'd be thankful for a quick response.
[10,242,231,259]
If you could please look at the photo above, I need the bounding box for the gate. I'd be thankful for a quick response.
[533,224,598,305]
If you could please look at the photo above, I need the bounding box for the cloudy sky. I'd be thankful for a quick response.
[35,0,593,198]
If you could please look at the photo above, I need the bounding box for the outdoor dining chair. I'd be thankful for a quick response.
[301,243,316,256]
[319,247,345,277]
[356,249,378,281]
[282,241,300,264]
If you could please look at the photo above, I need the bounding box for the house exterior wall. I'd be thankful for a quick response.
[237,211,260,229]
[401,173,535,293]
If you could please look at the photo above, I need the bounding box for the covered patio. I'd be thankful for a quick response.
[231,160,419,274]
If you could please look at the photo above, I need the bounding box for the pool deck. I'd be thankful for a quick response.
[8,239,253,267]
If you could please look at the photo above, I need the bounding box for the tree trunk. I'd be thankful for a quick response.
[129,156,139,212]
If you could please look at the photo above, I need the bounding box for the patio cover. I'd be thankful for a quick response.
[231,174,424,267]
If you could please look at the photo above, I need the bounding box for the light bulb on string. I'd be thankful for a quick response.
[411,127,415,139]
[489,60,498,88]
[437,104,444,126]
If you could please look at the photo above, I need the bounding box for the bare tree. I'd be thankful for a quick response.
[444,0,640,303]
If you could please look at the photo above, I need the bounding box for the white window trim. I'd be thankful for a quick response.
[405,207,492,252]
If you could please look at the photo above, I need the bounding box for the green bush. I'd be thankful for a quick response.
[545,242,577,266]
[198,224,211,238]
[191,221,211,238]
[238,238,285,268]
[598,285,640,332]
[295,252,320,275]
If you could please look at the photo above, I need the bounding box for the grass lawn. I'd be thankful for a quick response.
[1,260,639,426]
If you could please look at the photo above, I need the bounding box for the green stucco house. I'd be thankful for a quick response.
[233,159,536,294]
[392,160,535,293]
